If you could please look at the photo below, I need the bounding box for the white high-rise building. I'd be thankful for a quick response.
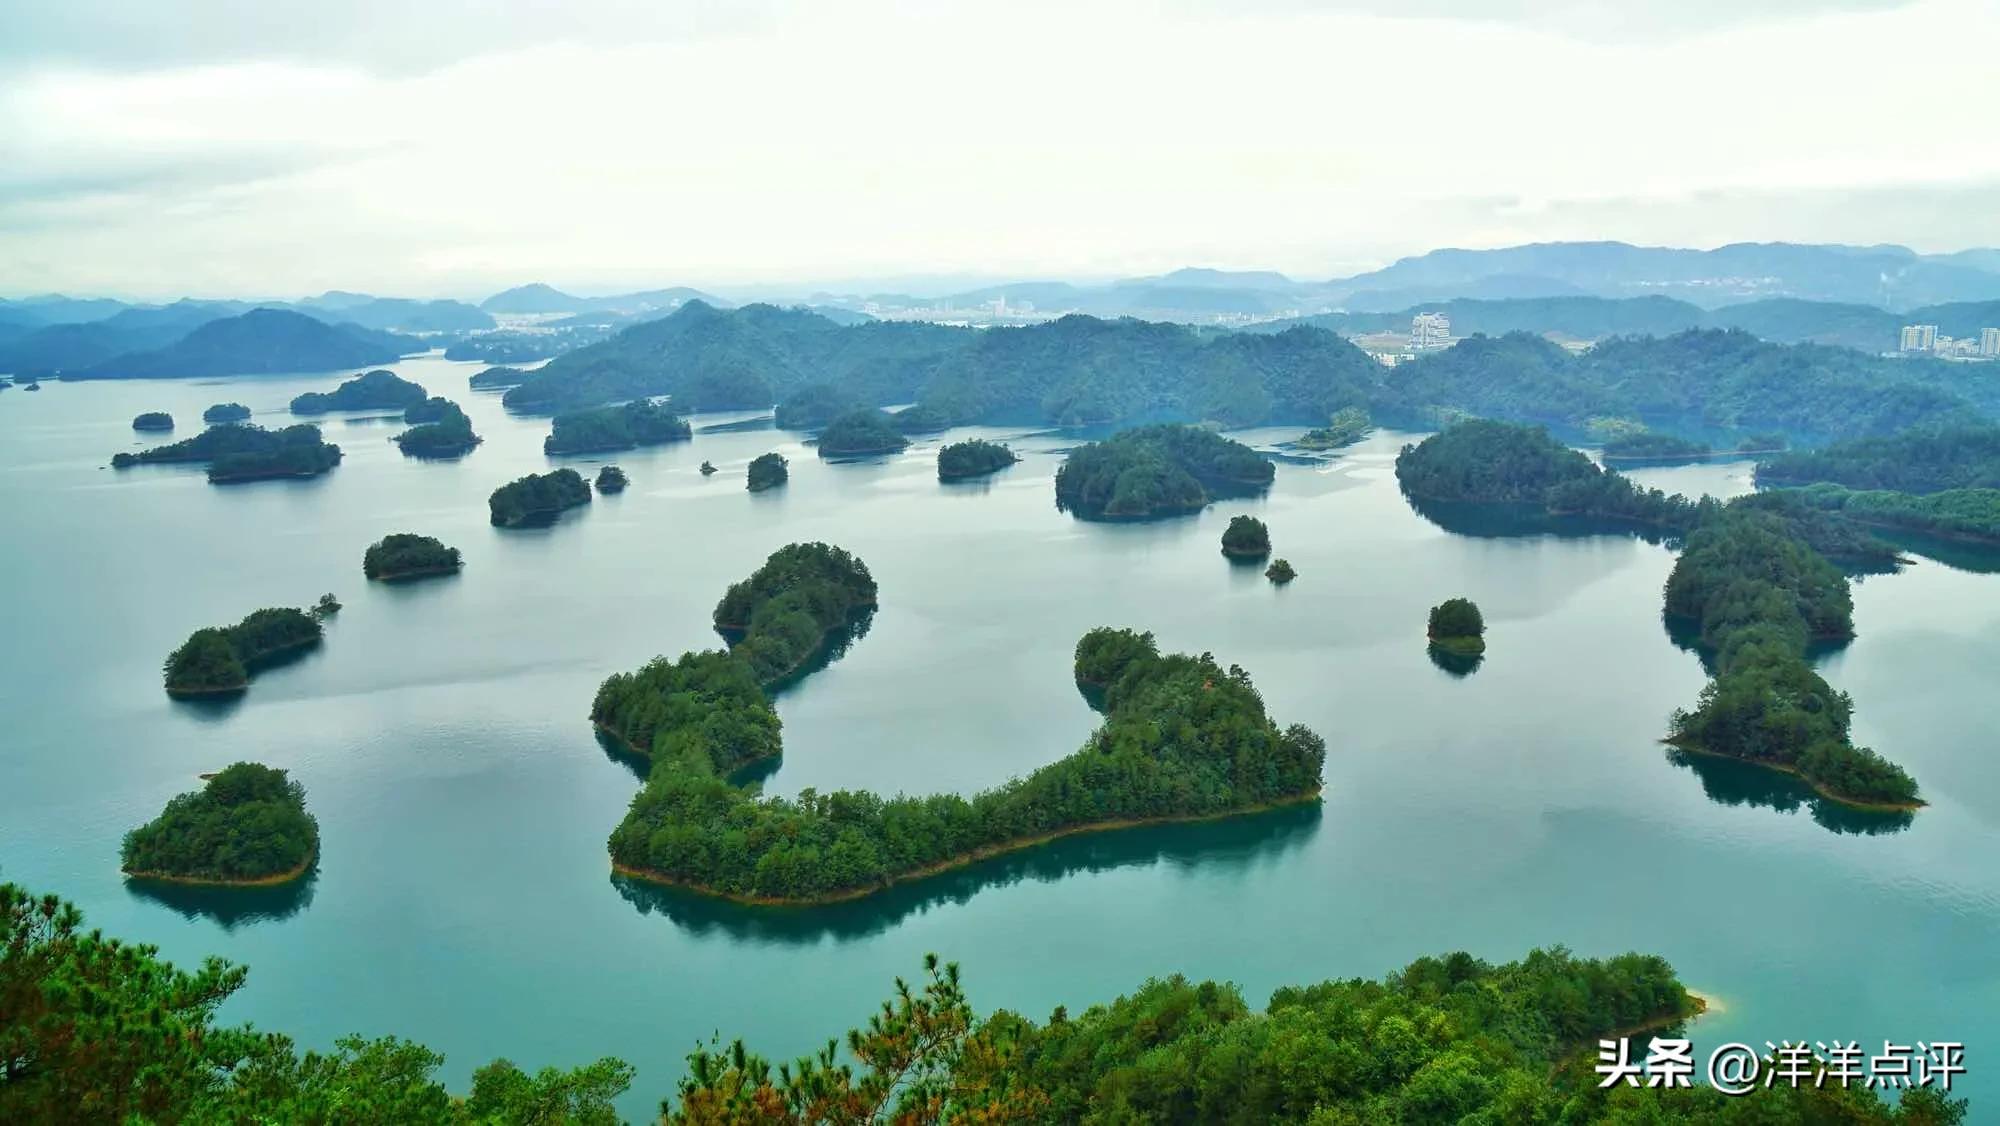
[1900,324,1938,352]
[1981,328,2000,357]
[1410,311,1452,350]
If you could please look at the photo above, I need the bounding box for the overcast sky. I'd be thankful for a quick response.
[3,0,1997,300]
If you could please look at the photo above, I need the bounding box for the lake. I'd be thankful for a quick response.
[1,355,1994,1118]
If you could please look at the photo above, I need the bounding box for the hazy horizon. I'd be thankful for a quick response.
[4,0,1998,300]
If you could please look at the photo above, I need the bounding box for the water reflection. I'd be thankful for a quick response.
[612,801,1324,943]
[1402,492,1679,547]
[125,866,319,928]
[1426,644,1483,678]
[1665,748,1913,836]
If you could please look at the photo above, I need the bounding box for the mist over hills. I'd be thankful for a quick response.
[6,240,2000,380]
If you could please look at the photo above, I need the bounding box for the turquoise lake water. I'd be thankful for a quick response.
[1,355,1994,1118]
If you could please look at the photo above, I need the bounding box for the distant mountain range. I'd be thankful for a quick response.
[477,283,726,316]
[67,309,423,380]
[1252,294,2000,352]
[6,242,1999,378]
[1318,242,2000,311]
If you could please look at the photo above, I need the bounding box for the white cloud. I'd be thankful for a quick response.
[1,0,1995,298]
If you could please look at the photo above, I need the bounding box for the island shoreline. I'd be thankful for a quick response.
[611,789,1324,907]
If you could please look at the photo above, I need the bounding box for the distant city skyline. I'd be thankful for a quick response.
[2,0,1997,299]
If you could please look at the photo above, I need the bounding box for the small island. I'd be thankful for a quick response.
[714,542,878,685]
[113,423,343,484]
[489,468,592,527]
[1294,406,1371,451]
[163,605,327,697]
[544,399,691,456]
[596,465,628,494]
[746,452,788,492]
[363,533,463,581]
[289,369,427,414]
[936,438,1020,481]
[815,409,910,457]
[132,411,175,432]
[1601,432,1712,464]
[1427,598,1486,656]
[1221,514,1271,559]
[394,398,480,458]
[774,383,862,430]
[1265,558,1296,584]
[1055,424,1274,520]
[468,365,528,390]
[202,402,251,425]
[889,403,952,434]
[700,460,718,476]
[1663,509,1921,810]
[121,763,318,885]
[1396,420,1701,532]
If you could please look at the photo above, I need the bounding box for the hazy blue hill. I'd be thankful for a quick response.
[501,301,960,414]
[0,320,193,374]
[0,294,132,325]
[1341,273,1593,310]
[1118,266,1298,290]
[72,309,421,380]
[1326,240,2000,310]
[1707,299,1902,350]
[1907,299,2000,340]
[480,283,725,316]
[300,296,493,333]
[1261,295,1706,340]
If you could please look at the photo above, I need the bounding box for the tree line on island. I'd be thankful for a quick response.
[395,396,481,458]
[492,301,1999,450]
[363,533,462,581]
[2,880,1967,1122]
[162,600,336,697]
[544,399,691,456]
[937,437,1020,480]
[121,763,318,885]
[602,562,1327,902]
[1394,419,1923,809]
[1055,425,1274,520]
[113,422,344,484]
[489,468,592,527]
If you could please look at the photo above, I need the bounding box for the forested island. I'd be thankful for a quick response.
[1664,510,1921,809]
[1755,423,2000,492]
[543,398,691,455]
[493,301,1997,446]
[595,465,628,494]
[1055,424,1274,520]
[1781,483,2000,545]
[290,369,426,414]
[712,543,879,684]
[467,364,528,389]
[132,411,173,431]
[774,382,861,429]
[488,468,591,527]
[1221,514,1271,558]
[362,533,462,581]
[936,438,1020,480]
[1428,597,1486,656]
[1601,432,1712,463]
[9,880,1962,1122]
[815,409,910,456]
[746,452,787,492]
[120,763,318,885]
[1394,419,1921,808]
[113,423,343,484]
[393,398,480,457]
[606,624,1324,904]
[163,605,326,696]
[1265,558,1296,584]
[202,402,250,424]
[1294,405,1372,450]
